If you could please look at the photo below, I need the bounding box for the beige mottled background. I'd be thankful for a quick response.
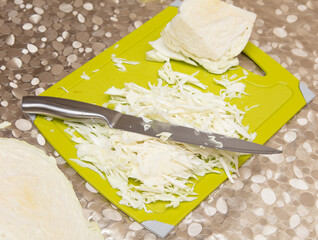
[0,0,317,239]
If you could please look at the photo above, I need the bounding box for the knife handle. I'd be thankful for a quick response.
[21,96,111,125]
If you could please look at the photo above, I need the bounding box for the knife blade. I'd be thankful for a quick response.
[21,96,281,154]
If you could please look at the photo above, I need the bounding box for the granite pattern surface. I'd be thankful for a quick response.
[0,0,318,239]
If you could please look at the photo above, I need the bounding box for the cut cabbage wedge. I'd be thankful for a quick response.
[0,138,103,240]
[147,0,257,74]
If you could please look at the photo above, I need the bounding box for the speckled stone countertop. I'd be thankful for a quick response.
[1,0,318,239]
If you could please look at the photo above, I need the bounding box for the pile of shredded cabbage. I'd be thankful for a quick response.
[64,62,256,212]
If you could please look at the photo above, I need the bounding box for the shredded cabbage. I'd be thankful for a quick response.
[0,121,11,129]
[111,54,140,72]
[156,132,172,141]
[81,71,91,80]
[64,62,256,211]
[214,74,248,100]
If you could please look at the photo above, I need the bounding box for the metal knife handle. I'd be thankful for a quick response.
[22,96,112,125]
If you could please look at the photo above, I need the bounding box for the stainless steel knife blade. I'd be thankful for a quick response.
[21,96,281,154]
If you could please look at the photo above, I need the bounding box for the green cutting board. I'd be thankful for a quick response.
[33,5,308,238]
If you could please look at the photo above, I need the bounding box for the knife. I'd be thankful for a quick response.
[21,96,281,154]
